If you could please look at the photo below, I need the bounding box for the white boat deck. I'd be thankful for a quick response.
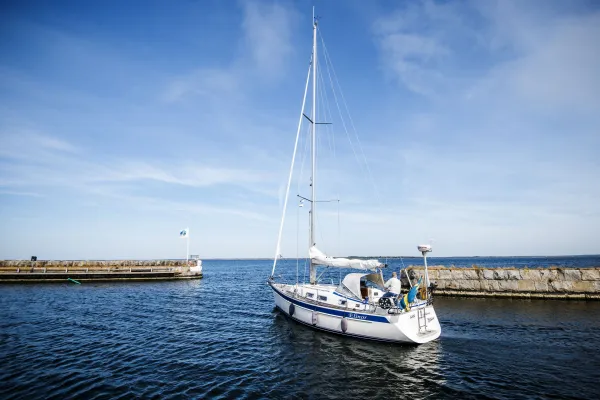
[278,282,427,316]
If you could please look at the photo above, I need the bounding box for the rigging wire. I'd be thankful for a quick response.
[320,30,390,269]
[315,65,328,251]
[318,31,382,205]
[300,120,311,284]
[316,52,343,266]
[296,112,311,283]
[296,122,311,196]
[271,57,312,277]
[337,199,341,284]
[296,195,300,285]
[316,59,344,284]
[319,34,367,182]
[310,49,343,259]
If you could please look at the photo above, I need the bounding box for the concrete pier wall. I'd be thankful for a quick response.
[0,259,202,282]
[0,259,188,268]
[403,266,600,299]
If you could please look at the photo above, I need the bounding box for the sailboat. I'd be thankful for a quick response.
[268,12,441,344]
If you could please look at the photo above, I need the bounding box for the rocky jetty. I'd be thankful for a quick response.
[404,266,600,299]
[0,259,202,282]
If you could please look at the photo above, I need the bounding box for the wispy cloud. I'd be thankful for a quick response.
[162,68,241,103]
[0,129,79,159]
[375,0,600,113]
[378,33,449,97]
[241,1,296,78]
[93,161,276,192]
[0,131,275,192]
[472,10,600,114]
[84,185,271,221]
[0,190,44,197]
[373,0,479,98]
[163,1,297,103]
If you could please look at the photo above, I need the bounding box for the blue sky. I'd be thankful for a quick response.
[1,0,599,259]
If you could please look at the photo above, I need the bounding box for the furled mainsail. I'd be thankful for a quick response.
[309,246,385,270]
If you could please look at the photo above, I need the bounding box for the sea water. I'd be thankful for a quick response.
[1,257,599,399]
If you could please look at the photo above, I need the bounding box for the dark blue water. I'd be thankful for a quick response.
[1,258,600,399]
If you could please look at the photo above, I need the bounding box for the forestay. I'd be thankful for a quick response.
[309,246,385,270]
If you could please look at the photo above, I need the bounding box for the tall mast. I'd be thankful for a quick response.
[309,10,318,285]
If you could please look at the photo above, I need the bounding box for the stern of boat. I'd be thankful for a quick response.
[392,305,441,344]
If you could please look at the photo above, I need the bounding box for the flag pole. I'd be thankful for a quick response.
[186,227,190,263]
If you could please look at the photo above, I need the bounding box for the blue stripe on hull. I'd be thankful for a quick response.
[270,283,390,324]
[274,305,415,345]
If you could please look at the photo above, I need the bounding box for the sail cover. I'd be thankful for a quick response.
[309,246,385,270]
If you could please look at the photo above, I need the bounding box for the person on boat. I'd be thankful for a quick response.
[360,280,368,300]
[384,272,401,296]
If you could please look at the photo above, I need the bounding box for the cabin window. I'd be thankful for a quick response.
[373,291,379,296]
[354,304,360,308]
[338,300,347,306]
[306,293,314,298]
[318,295,327,301]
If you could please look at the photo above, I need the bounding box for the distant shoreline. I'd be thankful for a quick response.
[3,254,598,261]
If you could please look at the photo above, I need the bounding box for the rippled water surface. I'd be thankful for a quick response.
[1,259,600,399]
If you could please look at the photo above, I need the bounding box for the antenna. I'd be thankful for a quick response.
[418,243,432,288]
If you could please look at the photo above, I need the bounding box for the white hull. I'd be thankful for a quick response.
[269,281,441,344]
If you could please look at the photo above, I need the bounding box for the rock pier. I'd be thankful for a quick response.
[0,259,202,283]
[403,266,600,300]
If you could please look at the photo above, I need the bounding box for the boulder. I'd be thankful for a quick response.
[561,269,582,281]
[539,269,558,281]
[461,280,481,291]
[572,281,595,293]
[498,280,518,291]
[433,280,446,289]
[446,280,460,290]
[463,269,479,280]
[486,280,501,291]
[451,270,465,280]
[493,270,508,280]
[549,280,572,292]
[581,269,600,281]
[427,270,440,280]
[517,280,536,292]
[507,270,521,280]
[521,269,542,281]
[482,269,495,280]
[438,269,452,280]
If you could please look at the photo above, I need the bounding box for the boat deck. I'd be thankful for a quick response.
[278,284,422,316]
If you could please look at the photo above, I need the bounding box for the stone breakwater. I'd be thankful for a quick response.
[0,259,202,282]
[0,259,188,268]
[403,266,600,300]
